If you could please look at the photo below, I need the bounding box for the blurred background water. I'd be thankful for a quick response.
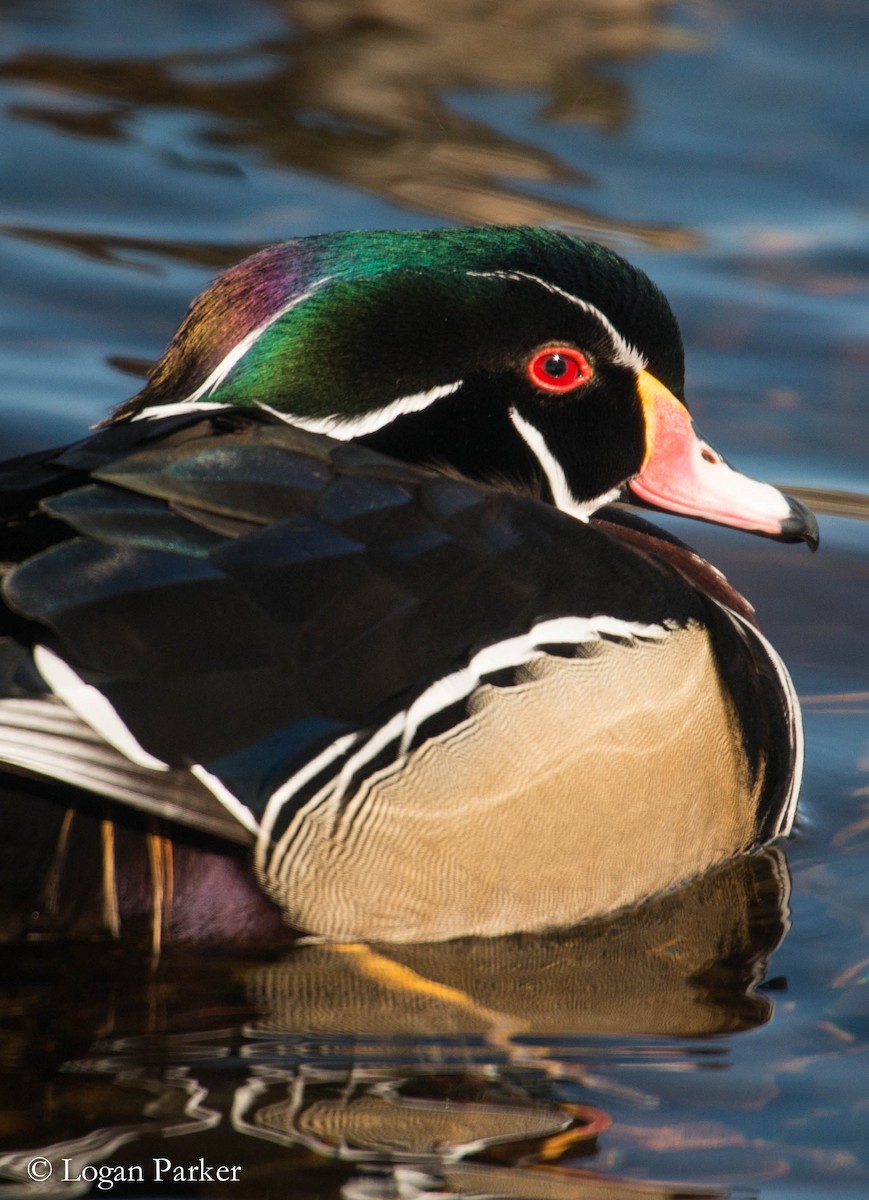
[0,1,867,1197]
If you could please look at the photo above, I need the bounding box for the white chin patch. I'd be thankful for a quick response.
[508,408,618,520]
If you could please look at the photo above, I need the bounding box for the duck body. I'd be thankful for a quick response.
[0,228,815,942]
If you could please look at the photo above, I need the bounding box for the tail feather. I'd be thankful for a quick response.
[0,696,252,845]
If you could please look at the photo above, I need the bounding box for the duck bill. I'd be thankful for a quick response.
[629,371,819,549]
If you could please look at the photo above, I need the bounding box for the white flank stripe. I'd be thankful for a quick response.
[259,613,669,876]
[467,269,646,373]
[510,407,620,520]
[397,614,666,756]
[260,381,462,441]
[267,714,407,882]
[332,614,668,839]
[33,645,169,772]
[190,764,260,836]
[255,731,360,873]
[321,710,405,811]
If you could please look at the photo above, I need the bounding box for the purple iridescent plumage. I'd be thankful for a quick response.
[114,241,320,417]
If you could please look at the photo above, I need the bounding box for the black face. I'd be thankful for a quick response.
[336,270,652,510]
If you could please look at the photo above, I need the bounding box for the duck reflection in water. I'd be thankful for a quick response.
[0,847,788,1197]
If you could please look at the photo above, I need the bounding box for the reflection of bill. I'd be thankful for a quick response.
[0,0,698,246]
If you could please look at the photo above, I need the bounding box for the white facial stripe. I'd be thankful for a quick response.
[570,487,622,519]
[260,380,462,440]
[134,279,334,421]
[509,407,576,514]
[33,645,169,772]
[136,381,463,440]
[181,280,333,404]
[133,400,229,422]
[509,407,619,520]
[467,269,646,374]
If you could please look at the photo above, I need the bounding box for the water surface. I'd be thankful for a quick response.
[0,1,867,1196]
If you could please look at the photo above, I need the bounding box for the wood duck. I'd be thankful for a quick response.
[0,227,817,943]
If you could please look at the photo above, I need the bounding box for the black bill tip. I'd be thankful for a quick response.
[780,494,820,552]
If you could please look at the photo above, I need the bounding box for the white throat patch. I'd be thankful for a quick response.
[509,407,619,521]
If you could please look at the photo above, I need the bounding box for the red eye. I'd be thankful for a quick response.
[527,347,592,393]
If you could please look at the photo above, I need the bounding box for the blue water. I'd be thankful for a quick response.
[0,0,867,1196]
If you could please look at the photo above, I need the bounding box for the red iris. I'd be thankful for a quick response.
[527,347,592,393]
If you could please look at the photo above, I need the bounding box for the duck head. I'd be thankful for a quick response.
[115,227,817,547]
